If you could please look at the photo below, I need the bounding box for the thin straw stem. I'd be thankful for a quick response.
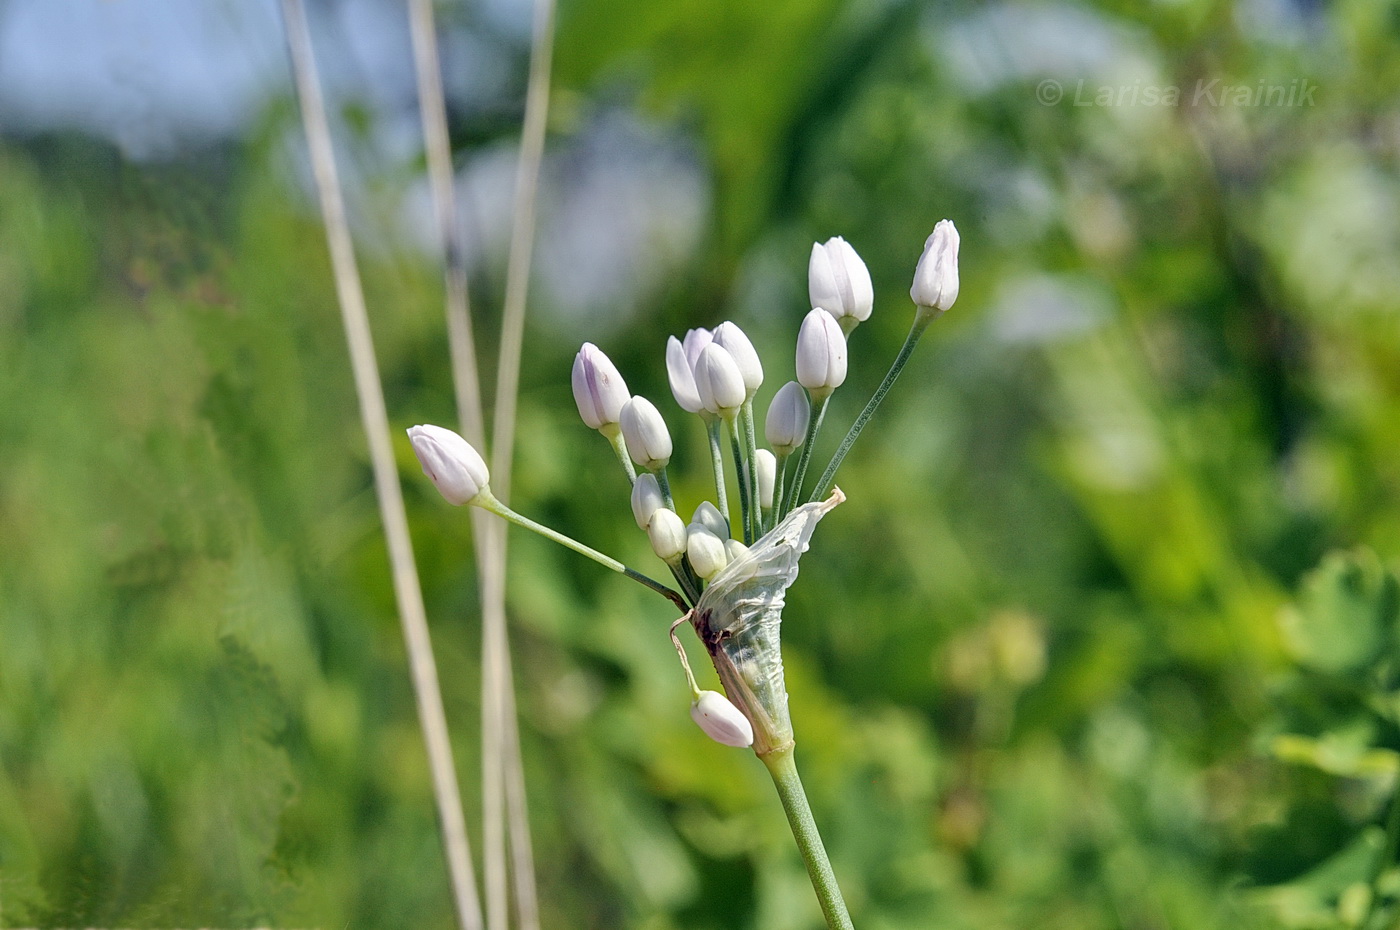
[707,420,730,527]
[481,0,557,924]
[406,0,485,451]
[279,6,482,930]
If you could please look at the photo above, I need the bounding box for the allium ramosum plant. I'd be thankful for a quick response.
[410,221,960,929]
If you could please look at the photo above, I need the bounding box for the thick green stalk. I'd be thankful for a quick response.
[761,748,855,930]
[784,394,829,517]
[808,316,931,504]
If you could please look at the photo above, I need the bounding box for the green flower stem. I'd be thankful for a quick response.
[728,417,752,544]
[740,400,762,542]
[770,452,790,535]
[476,491,688,612]
[608,429,637,484]
[706,419,730,525]
[784,393,829,518]
[761,747,855,930]
[667,559,701,607]
[808,315,931,504]
[656,466,676,512]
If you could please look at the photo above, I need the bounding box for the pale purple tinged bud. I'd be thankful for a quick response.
[910,219,960,316]
[712,321,764,398]
[691,501,729,539]
[694,343,747,418]
[571,343,631,432]
[809,237,873,326]
[631,473,665,530]
[795,308,847,400]
[619,396,673,471]
[765,381,810,455]
[690,690,754,747]
[682,328,713,369]
[665,336,704,415]
[407,424,490,506]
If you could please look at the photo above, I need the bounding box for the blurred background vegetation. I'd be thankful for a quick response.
[3,0,1400,927]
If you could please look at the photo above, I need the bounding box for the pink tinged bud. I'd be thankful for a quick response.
[647,508,688,562]
[691,501,729,539]
[571,343,631,432]
[620,396,673,471]
[754,449,776,510]
[665,336,704,415]
[910,219,960,315]
[631,473,665,530]
[686,524,729,579]
[809,237,873,325]
[694,343,747,418]
[795,308,848,400]
[690,690,754,748]
[765,381,810,455]
[682,327,713,368]
[711,321,764,398]
[407,424,490,506]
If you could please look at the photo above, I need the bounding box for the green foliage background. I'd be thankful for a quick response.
[3,0,1400,927]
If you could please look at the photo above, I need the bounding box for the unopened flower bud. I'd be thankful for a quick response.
[691,501,729,539]
[631,473,665,530]
[682,327,713,368]
[765,381,810,455]
[754,449,776,510]
[647,508,687,562]
[725,539,750,562]
[795,308,847,400]
[712,321,763,398]
[690,690,754,747]
[620,396,673,471]
[694,343,747,418]
[571,343,631,434]
[809,237,873,330]
[665,336,704,415]
[686,524,729,579]
[910,219,960,316]
[408,424,490,506]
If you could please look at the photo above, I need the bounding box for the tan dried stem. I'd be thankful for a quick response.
[280,3,481,929]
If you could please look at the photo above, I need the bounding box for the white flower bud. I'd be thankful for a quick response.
[910,219,960,315]
[647,508,687,562]
[694,343,747,418]
[691,501,729,539]
[619,396,673,471]
[765,381,810,455]
[407,424,490,506]
[711,321,764,398]
[809,237,873,328]
[690,690,754,747]
[631,473,665,530]
[682,327,713,368]
[795,308,847,400]
[754,449,776,510]
[686,524,729,579]
[571,343,631,433]
[665,336,704,415]
[725,539,750,563]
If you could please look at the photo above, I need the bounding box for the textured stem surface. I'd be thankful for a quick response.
[761,748,855,930]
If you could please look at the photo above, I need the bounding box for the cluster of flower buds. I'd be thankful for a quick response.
[409,221,960,750]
